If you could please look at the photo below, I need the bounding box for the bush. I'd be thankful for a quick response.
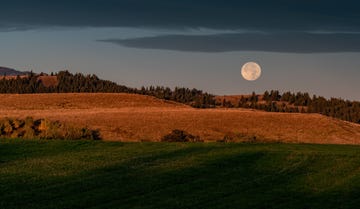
[12,119,24,129]
[39,119,62,139]
[0,117,101,140]
[81,128,101,140]
[218,132,261,143]
[217,134,235,143]
[161,130,203,142]
[23,126,36,139]
[2,118,14,136]
[24,117,35,128]
[59,126,100,140]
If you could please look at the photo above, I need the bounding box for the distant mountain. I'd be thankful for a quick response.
[0,66,29,76]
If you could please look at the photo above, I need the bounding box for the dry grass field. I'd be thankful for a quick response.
[0,93,360,143]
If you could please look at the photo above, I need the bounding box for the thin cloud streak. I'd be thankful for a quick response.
[99,33,360,53]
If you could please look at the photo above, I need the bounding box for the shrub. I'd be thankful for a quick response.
[0,117,101,140]
[62,126,82,140]
[2,118,14,136]
[161,129,202,142]
[81,128,101,140]
[218,132,262,143]
[23,126,36,139]
[24,117,35,128]
[12,119,24,129]
[217,134,235,143]
[39,120,64,139]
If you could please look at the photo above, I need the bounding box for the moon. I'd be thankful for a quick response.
[241,62,262,81]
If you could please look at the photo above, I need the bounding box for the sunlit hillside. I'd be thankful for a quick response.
[0,93,359,143]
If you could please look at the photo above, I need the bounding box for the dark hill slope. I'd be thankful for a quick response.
[0,66,28,76]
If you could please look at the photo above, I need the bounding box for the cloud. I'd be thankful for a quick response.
[0,0,359,31]
[98,32,360,53]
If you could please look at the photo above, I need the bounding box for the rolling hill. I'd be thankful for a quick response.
[0,93,359,144]
[0,70,358,125]
[0,66,28,76]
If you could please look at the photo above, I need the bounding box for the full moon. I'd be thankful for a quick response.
[241,62,262,81]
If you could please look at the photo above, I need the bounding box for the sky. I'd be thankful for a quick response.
[0,0,360,100]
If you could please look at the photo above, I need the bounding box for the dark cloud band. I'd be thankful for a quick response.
[99,33,360,53]
[0,0,359,31]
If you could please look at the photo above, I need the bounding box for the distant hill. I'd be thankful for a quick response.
[216,91,360,124]
[0,70,216,108]
[0,69,358,124]
[0,66,29,76]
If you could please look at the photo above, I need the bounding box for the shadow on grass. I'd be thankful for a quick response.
[0,139,110,164]
[1,142,360,209]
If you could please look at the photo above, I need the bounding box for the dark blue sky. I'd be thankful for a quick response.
[0,0,359,100]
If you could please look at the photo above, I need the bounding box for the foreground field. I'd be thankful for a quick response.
[0,93,360,143]
[1,140,360,209]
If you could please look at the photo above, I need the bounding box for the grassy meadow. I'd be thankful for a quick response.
[1,140,360,209]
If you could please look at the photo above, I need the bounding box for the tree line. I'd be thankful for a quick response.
[137,86,215,108]
[0,71,216,108]
[0,71,358,123]
[222,90,360,124]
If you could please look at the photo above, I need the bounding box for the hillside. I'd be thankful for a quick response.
[0,70,358,125]
[0,70,215,108]
[0,93,359,144]
[2,141,360,209]
[0,66,28,76]
[0,93,188,110]
[216,91,360,124]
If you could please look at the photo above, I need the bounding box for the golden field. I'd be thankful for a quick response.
[1,93,360,144]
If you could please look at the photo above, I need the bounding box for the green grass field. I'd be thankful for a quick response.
[1,140,360,209]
